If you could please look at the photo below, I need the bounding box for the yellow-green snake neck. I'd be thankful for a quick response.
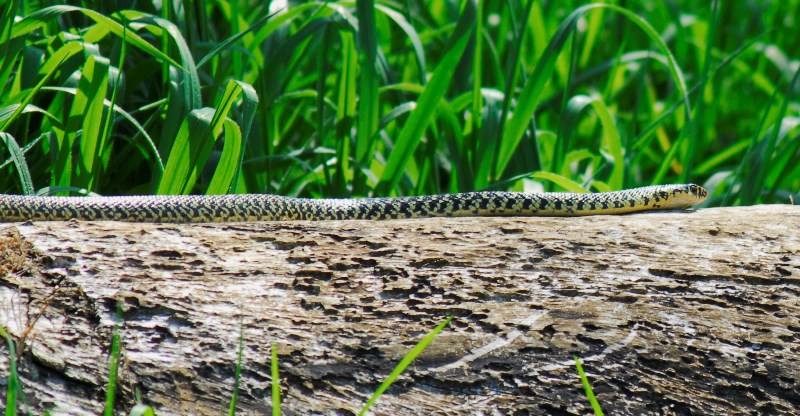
[0,184,707,223]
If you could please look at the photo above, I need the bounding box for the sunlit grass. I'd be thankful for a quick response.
[1,315,453,414]
[0,1,796,201]
[0,325,20,415]
[0,318,610,414]
[575,355,604,416]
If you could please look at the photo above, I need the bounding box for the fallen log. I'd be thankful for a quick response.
[0,205,798,415]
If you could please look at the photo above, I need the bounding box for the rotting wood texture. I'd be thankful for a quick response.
[0,205,799,415]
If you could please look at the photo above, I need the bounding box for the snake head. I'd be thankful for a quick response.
[676,184,708,207]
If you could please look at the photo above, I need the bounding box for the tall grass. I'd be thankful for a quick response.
[0,1,796,202]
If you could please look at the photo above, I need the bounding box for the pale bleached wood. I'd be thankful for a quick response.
[0,205,798,415]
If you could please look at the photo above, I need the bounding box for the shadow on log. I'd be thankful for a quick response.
[1,205,799,415]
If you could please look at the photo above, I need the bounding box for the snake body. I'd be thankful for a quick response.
[0,184,707,223]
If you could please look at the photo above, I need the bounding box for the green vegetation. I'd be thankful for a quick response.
[104,305,123,416]
[1,0,799,413]
[575,355,604,416]
[0,325,20,415]
[1,1,797,202]
[1,312,453,414]
[358,316,453,416]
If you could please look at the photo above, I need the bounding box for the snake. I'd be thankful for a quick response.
[0,184,707,223]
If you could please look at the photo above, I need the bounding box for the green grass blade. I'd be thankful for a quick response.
[0,0,18,42]
[497,3,689,181]
[436,98,469,192]
[695,139,751,176]
[0,41,83,132]
[375,0,476,195]
[739,62,800,204]
[0,0,22,101]
[104,302,123,416]
[574,356,604,416]
[121,12,200,110]
[353,0,380,195]
[38,86,163,172]
[271,342,281,416]
[553,25,582,177]
[128,404,155,416]
[227,325,245,416]
[531,171,587,193]
[74,53,111,190]
[0,325,19,416]
[311,29,333,194]
[208,119,242,195]
[99,14,127,186]
[206,80,253,191]
[679,0,721,183]
[159,78,252,195]
[255,15,332,112]
[196,10,278,69]
[650,134,685,186]
[562,94,624,189]
[560,148,600,180]
[334,29,357,195]
[12,6,182,69]
[0,131,45,171]
[247,3,328,49]
[156,108,215,195]
[35,186,99,197]
[157,76,188,161]
[579,2,604,67]
[470,0,484,135]
[377,102,417,133]
[374,5,426,84]
[358,316,453,416]
[0,132,33,195]
[629,30,763,155]
[765,119,800,196]
[228,81,259,194]
[497,5,591,179]
[600,5,691,115]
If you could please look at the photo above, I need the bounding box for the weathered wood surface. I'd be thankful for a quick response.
[0,205,798,415]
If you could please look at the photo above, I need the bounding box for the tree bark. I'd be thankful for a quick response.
[0,205,798,415]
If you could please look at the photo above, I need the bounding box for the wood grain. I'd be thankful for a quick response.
[1,205,798,415]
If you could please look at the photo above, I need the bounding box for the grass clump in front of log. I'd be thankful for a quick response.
[2,315,610,415]
[1,316,456,414]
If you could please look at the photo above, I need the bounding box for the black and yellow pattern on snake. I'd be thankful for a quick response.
[0,184,707,223]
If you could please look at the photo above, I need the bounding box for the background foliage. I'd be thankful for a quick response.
[1,0,798,206]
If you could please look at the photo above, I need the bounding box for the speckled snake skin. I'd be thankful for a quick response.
[0,184,708,223]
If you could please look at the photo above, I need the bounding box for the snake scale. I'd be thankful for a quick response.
[0,184,707,223]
